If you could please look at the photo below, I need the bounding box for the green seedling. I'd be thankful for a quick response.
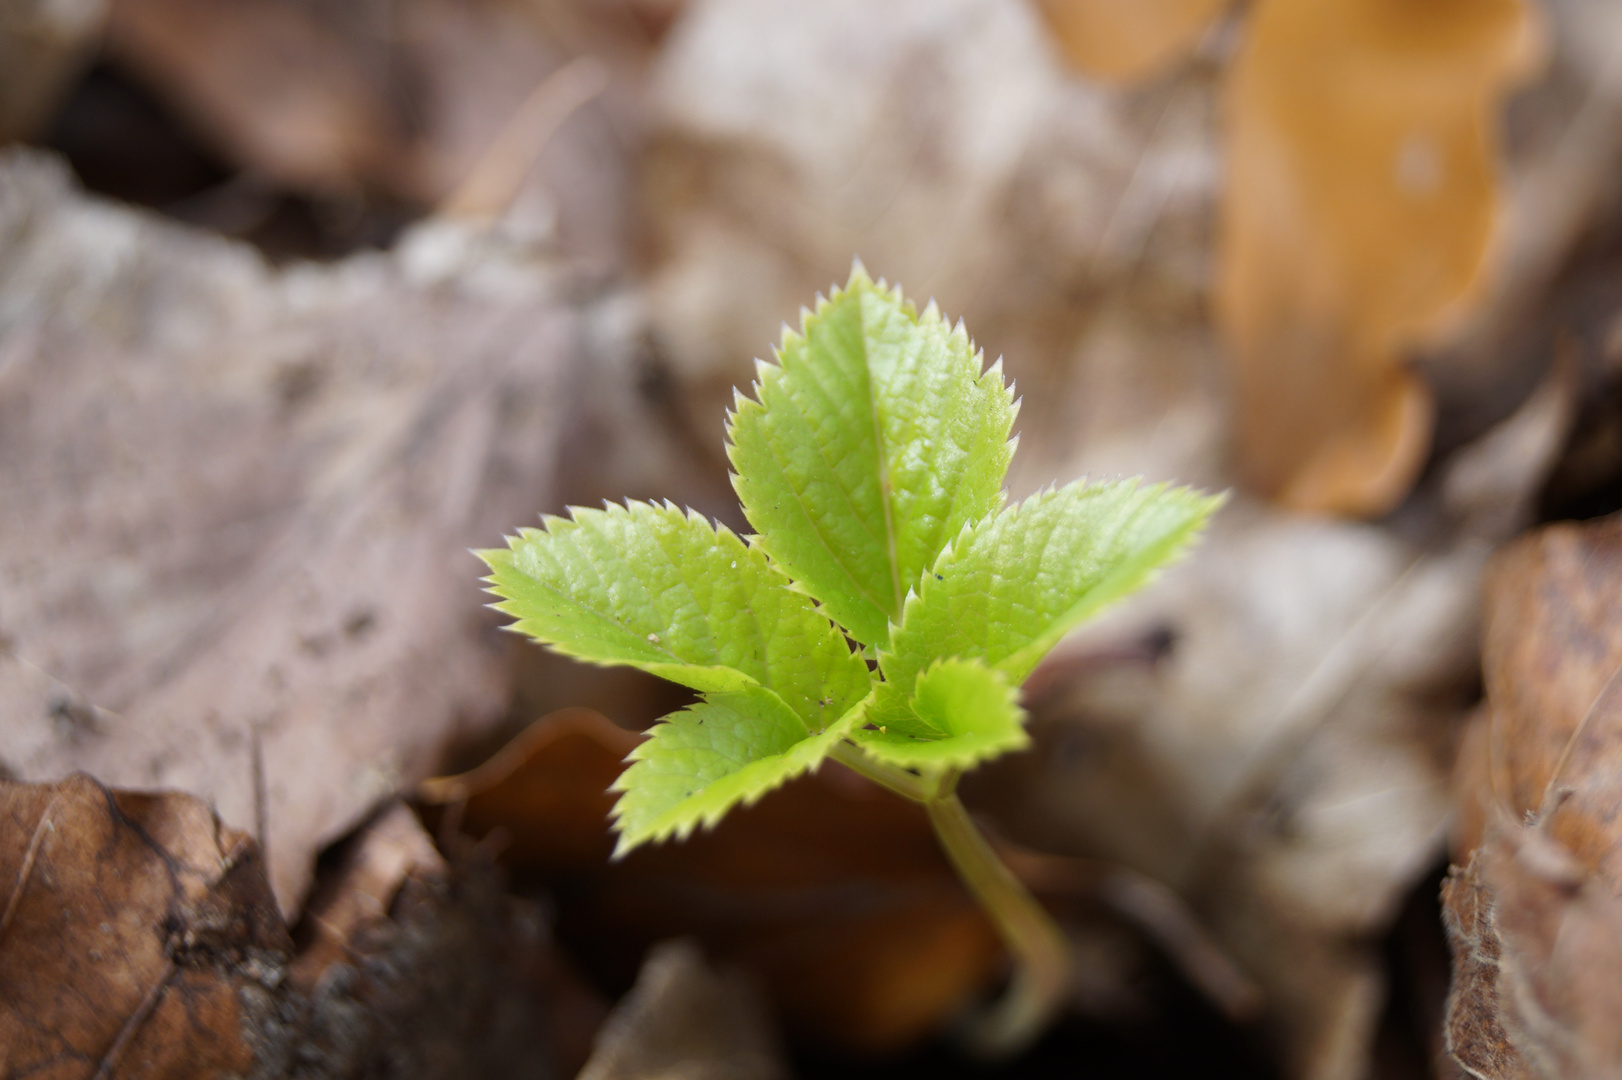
[478,265,1220,1053]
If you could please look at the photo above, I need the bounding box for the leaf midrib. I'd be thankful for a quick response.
[858,293,905,619]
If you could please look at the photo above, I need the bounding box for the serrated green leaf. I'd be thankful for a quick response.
[478,501,870,730]
[611,685,869,855]
[881,480,1222,692]
[727,265,1016,649]
[851,657,1029,771]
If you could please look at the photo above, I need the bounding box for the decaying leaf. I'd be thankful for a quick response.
[1219,0,1542,515]
[1035,0,1228,84]
[420,707,1003,1054]
[1444,516,1622,1080]
[0,771,598,1078]
[266,801,599,1080]
[0,773,283,1078]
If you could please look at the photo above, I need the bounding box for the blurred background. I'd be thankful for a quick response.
[3,0,1622,1078]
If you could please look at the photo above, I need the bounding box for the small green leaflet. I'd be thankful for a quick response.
[879,479,1222,694]
[611,686,869,854]
[478,501,870,729]
[850,658,1028,772]
[726,265,1015,649]
[481,266,1221,856]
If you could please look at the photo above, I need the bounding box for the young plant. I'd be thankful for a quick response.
[478,265,1220,1052]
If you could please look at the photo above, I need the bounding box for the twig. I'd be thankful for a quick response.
[439,55,611,222]
[0,793,57,947]
[1000,845,1263,1022]
[91,961,177,1080]
[251,725,268,864]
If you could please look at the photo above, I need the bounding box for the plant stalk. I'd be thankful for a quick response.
[831,741,1071,1055]
[926,788,1071,1057]
[828,740,935,801]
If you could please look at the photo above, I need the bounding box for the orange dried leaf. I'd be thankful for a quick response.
[1219,0,1541,515]
[1036,0,1230,83]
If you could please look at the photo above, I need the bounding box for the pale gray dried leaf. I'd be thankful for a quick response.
[579,939,789,1080]
[0,148,592,912]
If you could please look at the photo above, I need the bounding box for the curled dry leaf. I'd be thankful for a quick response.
[287,801,446,992]
[1444,516,1622,1080]
[1219,0,1542,515]
[1035,0,1229,84]
[420,707,1003,1054]
[0,773,284,1078]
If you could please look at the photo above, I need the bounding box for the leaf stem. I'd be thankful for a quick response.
[828,740,934,802]
[829,742,1071,1055]
[926,787,1071,1057]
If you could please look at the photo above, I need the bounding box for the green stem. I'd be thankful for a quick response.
[828,740,934,802]
[830,741,1070,1056]
[927,787,1071,1057]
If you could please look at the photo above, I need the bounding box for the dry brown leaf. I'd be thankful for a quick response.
[420,708,1003,1055]
[0,133,646,1062]
[1443,516,1622,1080]
[1035,0,1229,83]
[0,773,285,1078]
[0,771,601,1076]
[271,802,602,1079]
[1472,518,1622,871]
[287,801,447,992]
[1219,0,1541,515]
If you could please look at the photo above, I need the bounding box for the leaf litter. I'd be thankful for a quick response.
[5,0,1622,1074]
[1444,518,1622,1080]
